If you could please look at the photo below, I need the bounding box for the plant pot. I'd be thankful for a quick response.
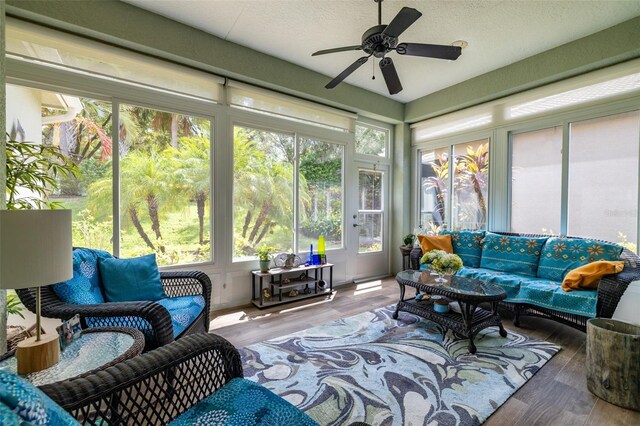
[259,260,270,273]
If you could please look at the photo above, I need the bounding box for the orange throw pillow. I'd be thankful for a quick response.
[561,260,624,292]
[418,234,453,254]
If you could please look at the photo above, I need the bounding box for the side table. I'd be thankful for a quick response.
[399,245,413,270]
[0,327,145,388]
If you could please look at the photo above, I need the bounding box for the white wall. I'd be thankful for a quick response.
[6,84,42,143]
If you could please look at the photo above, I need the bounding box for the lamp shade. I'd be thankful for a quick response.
[0,209,73,290]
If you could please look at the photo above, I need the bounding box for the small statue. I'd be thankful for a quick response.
[262,288,272,301]
[288,289,298,297]
[284,253,296,269]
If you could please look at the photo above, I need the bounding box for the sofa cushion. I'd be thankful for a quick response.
[440,230,485,268]
[562,260,625,292]
[0,370,79,426]
[418,234,453,254]
[480,233,547,277]
[514,277,598,318]
[168,377,318,426]
[100,254,165,302]
[537,237,622,282]
[52,248,113,305]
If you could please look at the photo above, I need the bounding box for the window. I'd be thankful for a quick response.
[419,139,489,231]
[298,138,344,251]
[7,84,114,252]
[358,170,384,253]
[355,124,387,157]
[452,139,489,230]
[232,126,345,261]
[118,104,212,265]
[6,84,213,266]
[419,147,449,230]
[568,111,639,250]
[233,126,294,259]
[510,127,562,234]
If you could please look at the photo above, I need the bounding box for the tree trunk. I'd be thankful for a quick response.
[196,192,206,245]
[255,221,272,245]
[171,115,179,148]
[472,177,486,228]
[146,194,165,253]
[242,211,253,238]
[129,206,155,251]
[248,200,272,244]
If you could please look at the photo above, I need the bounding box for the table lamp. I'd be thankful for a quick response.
[0,210,72,374]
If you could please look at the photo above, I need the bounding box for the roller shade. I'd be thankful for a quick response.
[6,18,224,103]
[228,80,356,132]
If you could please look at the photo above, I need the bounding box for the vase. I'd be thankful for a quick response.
[434,272,447,283]
[259,260,270,273]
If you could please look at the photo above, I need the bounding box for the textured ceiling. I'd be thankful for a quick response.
[123,0,640,103]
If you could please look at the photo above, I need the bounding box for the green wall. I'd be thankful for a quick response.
[405,16,640,123]
[5,0,404,123]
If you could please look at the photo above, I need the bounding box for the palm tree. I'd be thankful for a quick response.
[457,143,489,228]
[165,136,211,244]
[422,153,449,226]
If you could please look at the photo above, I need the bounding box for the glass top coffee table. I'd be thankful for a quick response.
[0,327,145,387]
[394,270,508,354]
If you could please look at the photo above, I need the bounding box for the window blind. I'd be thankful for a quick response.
[227,80,356,132]
[5,18,224,103]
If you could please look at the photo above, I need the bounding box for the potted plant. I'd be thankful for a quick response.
[256,245,276,273]
[403,233,415,247]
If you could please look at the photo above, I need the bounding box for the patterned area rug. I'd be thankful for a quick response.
[239,305,560,426]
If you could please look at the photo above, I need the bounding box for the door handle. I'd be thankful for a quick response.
[353,223,361,227]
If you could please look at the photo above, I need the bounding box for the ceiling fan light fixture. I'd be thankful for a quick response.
[452,40,469,49]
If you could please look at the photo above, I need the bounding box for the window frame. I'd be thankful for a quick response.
[229,107,350,264]
[413,129,493,232]
[354,120,392,162]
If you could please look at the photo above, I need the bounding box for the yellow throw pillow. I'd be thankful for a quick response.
[561,260,624,292]
[418,234,453,254]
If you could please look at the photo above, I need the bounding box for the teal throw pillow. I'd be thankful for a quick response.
[537,237,623,281]
[0,370,79,426]
[99,254,165,302]
[480,233,547,277]
[440,230,485,268]
[52,248,112,305]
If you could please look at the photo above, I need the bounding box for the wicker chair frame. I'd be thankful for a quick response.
[410,231,640,332]
[16,271,212,350]
[40,333,243,426]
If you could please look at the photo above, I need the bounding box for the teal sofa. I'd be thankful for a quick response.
[410,231,640,331]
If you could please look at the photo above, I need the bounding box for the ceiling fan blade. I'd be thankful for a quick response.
[325,56,370,89]
[379,57,402,95]
[396,43,462,60]
[381,7,422,39]
[312,45,363,56]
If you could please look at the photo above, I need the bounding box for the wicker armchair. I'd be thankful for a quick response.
[16,270,212,350]
[410,231,640,331]
[37,333,243,425]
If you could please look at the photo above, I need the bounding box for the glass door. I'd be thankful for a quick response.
[350,163,389,279]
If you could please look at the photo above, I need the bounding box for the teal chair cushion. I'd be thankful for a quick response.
[99,254,165,302]
[0,370,79,426]
[86,294,205,338]
[480,233,547,277]
[440,230,485,268]
[52,248,113,305]
[169,377,319,426]
[537,237,622,281]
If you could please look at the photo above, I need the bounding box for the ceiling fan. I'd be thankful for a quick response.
[312,0,463,95]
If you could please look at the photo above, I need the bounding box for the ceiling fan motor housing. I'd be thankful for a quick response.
[362,25,397,58]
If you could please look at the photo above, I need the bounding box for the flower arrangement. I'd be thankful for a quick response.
[420,250,463,283]
[420,249,447,265]
[431,253,463,275]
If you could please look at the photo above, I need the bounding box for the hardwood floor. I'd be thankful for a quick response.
[209,277,640,426]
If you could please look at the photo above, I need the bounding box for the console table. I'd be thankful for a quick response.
[251,264,334,308]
